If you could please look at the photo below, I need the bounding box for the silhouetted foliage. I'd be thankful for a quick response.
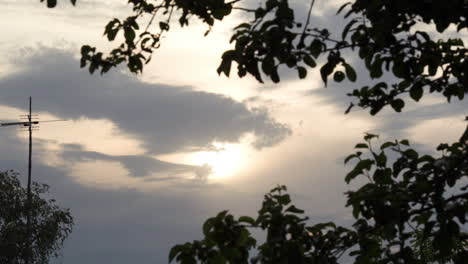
[169,185,355,263]
[170,134,468,263]
[412,228,468,263]
[0,171,74,264]
[50,0,466,115]
[40,0,468,263]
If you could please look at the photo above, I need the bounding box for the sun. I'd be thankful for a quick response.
[157,139,253,180]
[188,142,249,179]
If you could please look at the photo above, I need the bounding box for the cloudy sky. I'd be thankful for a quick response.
[0,0,467,263]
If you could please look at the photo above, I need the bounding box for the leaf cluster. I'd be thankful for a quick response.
[170,185,355,264]
[80,0,234,74]
[344,134,468,263]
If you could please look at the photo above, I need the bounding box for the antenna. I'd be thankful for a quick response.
[0,97,67,264]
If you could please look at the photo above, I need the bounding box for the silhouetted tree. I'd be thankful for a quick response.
[0,170,74,264]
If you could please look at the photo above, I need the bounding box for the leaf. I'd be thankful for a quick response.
[238,216,255,225]
[416,31,430,42]
[309,39,322,58]
[203,218,215,236]
[70,0,77,5]
[380,141,396,150]
[277,194,291,205]
[303,55,316,67]
[356,159,373,171]
[392,62,406,78]
[47,0,57,8]
[345,160,373,183]
[127,17,139,30]
[246,60,263,83]
[234,23,251,30]
[216,210,228,219]
[255,8,265,19]
[390,99,405,112]
[217,50,235,76]
[342,19,357,39]
[399,139,409,146]
[80,57,87,68]
[320,62,334,86]
[355,143,368,149]
[369,103,384,116]
[104,19,120,41]
[375,153,387,167]
[286,56,297,68]
[404,149,418,159]
[270,66,280,83]
[124,27,136,43]
[344,154,357,164]
[286,205,305,214]
[336,2,351,14]
[159,22,170,31]
[427,54,441,76]
[409,84,423,102]
[370,58,383,78]
[169,245,184,262]
[237,229,252,246]
[344,63,357,82]
[297,66,307,79]
[364,133,378,141]
[212,6,232,20]
[333,71,345,82]
[128,55,143,73]
[261,56,275,75]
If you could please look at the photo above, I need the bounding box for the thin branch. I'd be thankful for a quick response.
[143,12,158,33]
[302,0,316,37]
[227,0,243,5]
[232,7,256,12]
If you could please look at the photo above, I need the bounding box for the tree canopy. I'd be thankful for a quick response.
[57,0,466,115]
[0,170,74,264]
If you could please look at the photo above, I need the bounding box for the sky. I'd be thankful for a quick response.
[0,0,467,263]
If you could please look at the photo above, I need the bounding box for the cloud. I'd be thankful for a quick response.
[60,143,211,180]
[0,48,291,155]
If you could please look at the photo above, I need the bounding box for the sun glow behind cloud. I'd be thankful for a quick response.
[158,137,254,181]
[188,142,251,179]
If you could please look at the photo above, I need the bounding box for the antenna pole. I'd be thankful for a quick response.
[0,97,67,263]
[26,96,32,264]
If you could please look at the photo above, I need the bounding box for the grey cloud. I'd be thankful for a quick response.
[60,143,211,180]
[0,48,291,154]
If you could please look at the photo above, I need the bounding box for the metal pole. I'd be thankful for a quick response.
[0,98,67,263]
[26,96,32,264]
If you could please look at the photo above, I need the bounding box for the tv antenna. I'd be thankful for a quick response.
[0,97,66,264]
